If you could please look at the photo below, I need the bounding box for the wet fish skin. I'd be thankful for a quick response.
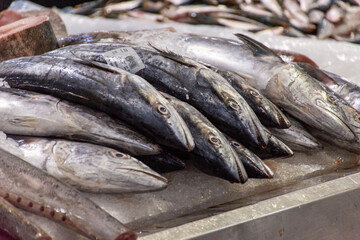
[0,197,51,240]
[269,114,322,152]
[162,92,248,183]
[0,55,194,152]
[226,136,274,178]
[0,88,160,156]
[0,140,135,240]
[48,42,268,149]
[3,135,167,193]
[137,150,186,173]
[214,69,291,129]
[56,30,356,142]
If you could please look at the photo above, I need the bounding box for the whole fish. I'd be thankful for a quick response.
[47,43,268,149]
[162,93,248,183]
[269,114,322,152]
[0,136,136,240]
[0,196,51,240]
[213,68,291,128]
[0,88,160,156]
[1,134,167,193]
[56,29,356,142]
[226,136,274,178]
[137,150,186,173]
[0,55,194,152]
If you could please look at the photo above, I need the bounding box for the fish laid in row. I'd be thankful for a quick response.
[0,88,160,156]
[47,42,269,149]
[0,135,136,240]
[0,54,194,152]
[0,133,167,193]
[61,28,356,142]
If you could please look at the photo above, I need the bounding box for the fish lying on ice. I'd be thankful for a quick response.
[0,55,194,152]
[0,134,167,193]
[0,88,160,156]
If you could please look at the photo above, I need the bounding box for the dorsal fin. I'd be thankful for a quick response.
[149,43,206,69]
[234,33,283,62]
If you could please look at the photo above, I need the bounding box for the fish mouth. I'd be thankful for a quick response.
[119,168,168,189]
[322,108,357,142]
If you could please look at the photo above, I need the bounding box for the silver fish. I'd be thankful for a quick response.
[269,114,322,152]
[63,28,356,142]
[0,136,136,240]
[0,196,51,240]
[162,93,248,183]
[0,55,194,152]
[0,88,160,156]
[1,134,167,193]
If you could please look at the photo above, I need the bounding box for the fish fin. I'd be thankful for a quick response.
[70,50,131,75]
[149,43,206,69]
[234,33,283,61]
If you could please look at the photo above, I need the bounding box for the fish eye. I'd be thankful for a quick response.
[327,94,337,105]
[208,135,221,145]
[157,104,170,115]
[231,141,241,147]
[354,113,360,123]
[228,100,240,111]
[110,151,128,159]
[249,90,259,97]
[116,153,125,158]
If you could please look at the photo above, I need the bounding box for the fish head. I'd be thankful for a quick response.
[198,69,269,147]
[127,75,195,152]
[102,149,168,192]
[339,103,360,136]
[265,64,357,142]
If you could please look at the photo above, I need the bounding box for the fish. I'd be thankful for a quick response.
[0,133,136,240]
[269,114,322,152]
[271,49,319,68]
[0,55,194,152]
[227,136,274,178]
[47,42,268,149]
[260,0,283,17]
[0,88,160,156]
[213,68,291,128]
[1,134,167,193]
[59,28,356,142]
[0,196,51,240]
[137,150,186,173]
[295,62,360,113]
[162,92,248,183]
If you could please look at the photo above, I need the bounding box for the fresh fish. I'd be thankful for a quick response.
[308,9,325,24]
[103,0,143,16]
[0,197,51,240]
[0,133,136,240]
[137,150,186,173]
[227,136,274,178]
[0,55,194,152]
[260,0,283,17]
[213,69,291,128]
[162,93,248,183]
[317,18,335,39]
[47,42,268,149]
[0,88,160,156]
[269,114,322,152]
[61,29,356,142]
[1,135,167,193]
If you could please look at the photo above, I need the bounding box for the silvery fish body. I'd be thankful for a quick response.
[269,114,322,152]
[47,43,268,148]
[162,93,248,183]
[0,132,136,240]
[2,135,167,193]
[59,28,356,142]
[0,55,194,152]
[0,88,160,156]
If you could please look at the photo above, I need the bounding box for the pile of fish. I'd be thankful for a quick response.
[65,0,360,43]
[0,27,360,239]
